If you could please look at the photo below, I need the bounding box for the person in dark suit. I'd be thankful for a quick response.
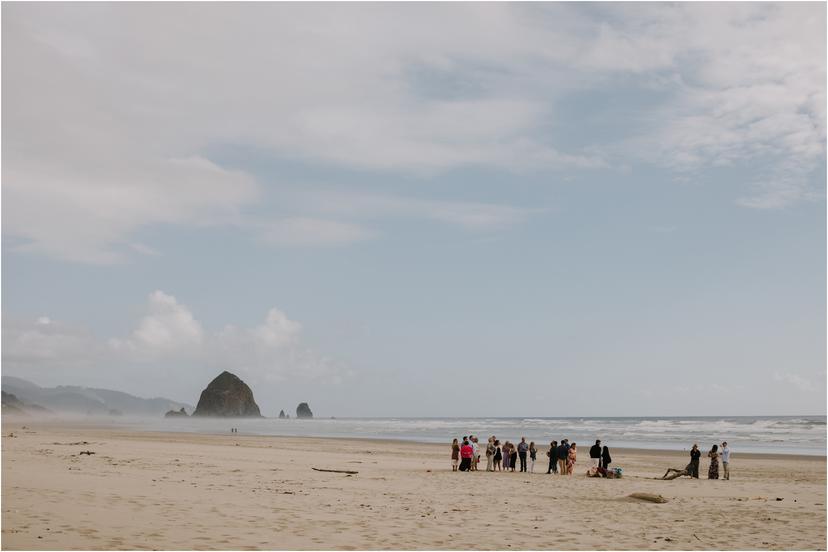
[557,439,569,475]
[546,441,558,474]
[589,440,602,469]
[689,443,701,478]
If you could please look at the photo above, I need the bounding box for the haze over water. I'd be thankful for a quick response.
[130,415,826,455]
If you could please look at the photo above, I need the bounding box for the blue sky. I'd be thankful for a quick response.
[3,3,825,416]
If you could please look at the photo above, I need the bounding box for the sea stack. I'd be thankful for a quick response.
[278,409,286,419]
[165,407,189,417]
[192,371,262,417]
[296,402,313,419]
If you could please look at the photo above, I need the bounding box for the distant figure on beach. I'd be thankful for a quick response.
[471,436,480,471]
[601,445,612,471]
[459,438,474,472]
[510,443,518,472]
[721,442,730,480]
[546,441,558,474]
[486,436,495,471]
[517,437,529,472]
[493,439,502,471]
[708,444,719,479]
[451,438,460,471]
[528,441,537,473]
[566,442,577,475]
[689,444,701,478]
[557,440,568,475]
[590,440,602,469]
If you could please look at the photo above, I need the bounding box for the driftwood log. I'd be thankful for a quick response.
[628,492,668,503]
[79,450,96,455]
[659,467,690,480]
[311,467,358,475]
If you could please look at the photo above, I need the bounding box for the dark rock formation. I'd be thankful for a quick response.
[296,402,313,419]
[278,409,286,419]
[165,407,189,418]
[192,371,261,417]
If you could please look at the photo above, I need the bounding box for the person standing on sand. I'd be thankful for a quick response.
[528,441,537,473]
[707,444,719,479]
[501,442,510,470]
[721,442,730,480]
[459,438,474,472]
[451,438,460,471]
[517,437,529,472]
[589,440,602,469]
[557,440,568,475]
[510,443,518,472]
[471,436,480,471]
[601,445,612,472]
[566,442,577,475]
[547,441,558,474]
[493,440,503,471]
[486,437,495,472]
[689,444,701,478]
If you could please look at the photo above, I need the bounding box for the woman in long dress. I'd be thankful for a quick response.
[566,443,577,475]
[708,444,720,479]
[451,438,460,472]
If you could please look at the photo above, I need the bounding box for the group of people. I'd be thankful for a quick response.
[452,436,733,480]
[451,436,612,476]
[689,441,731,480]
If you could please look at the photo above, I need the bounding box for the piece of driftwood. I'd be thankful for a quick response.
[629,492,668,503]
[79,450,95,455]
[659,467,690,480]
[312,467,358,475]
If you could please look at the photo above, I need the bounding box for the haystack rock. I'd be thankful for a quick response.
[278,409,286,419]
[192,371,262,417]
[296,402,313,419]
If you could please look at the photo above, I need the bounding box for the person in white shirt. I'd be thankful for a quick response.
[471,436,480,471]
[721,442,731,480]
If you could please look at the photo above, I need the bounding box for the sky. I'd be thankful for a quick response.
[2,2,826,417]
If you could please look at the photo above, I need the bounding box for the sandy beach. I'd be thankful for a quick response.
[2,420,825,550]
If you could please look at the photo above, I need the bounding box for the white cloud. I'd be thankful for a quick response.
[3,317,102,368]
[4,291,347,395]
[610,4,825,207]
[110,291,204,355]
[2,3,824,262]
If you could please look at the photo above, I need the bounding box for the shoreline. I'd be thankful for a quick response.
[4,418,825,461]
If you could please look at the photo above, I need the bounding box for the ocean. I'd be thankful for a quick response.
[133,415,826,455]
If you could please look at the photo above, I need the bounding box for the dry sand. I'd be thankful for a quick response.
[2,421,825,550]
